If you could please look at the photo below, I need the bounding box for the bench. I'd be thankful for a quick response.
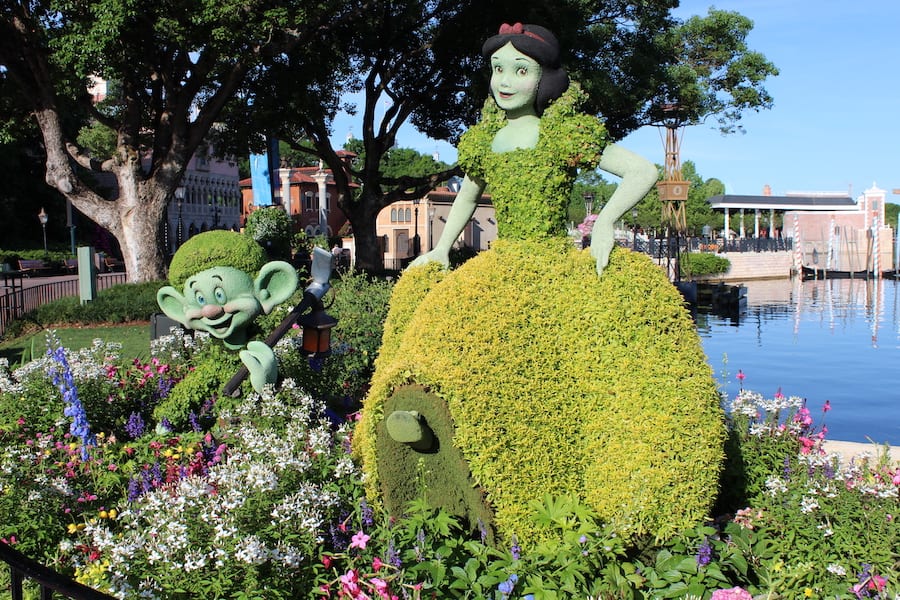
[17,259,51,276]
[103,257,125,272]
[64,259,78,273]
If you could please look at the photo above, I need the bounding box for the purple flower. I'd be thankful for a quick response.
[125,412,145,440]
[510,534,521,560]
[696,538,713,567]
[47,338,94,460]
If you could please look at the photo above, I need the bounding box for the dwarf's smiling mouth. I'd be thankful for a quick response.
[203,313,233,336]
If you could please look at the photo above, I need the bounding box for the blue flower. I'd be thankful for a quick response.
[47,335,95,460]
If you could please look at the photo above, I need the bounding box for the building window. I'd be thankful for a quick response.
[305,192,314,212]
[391,208,397,222]
[405,208,411,222]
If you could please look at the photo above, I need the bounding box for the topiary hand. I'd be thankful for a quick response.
[410,248,450,269]
[239,340,279,393]
[590,221,616,276]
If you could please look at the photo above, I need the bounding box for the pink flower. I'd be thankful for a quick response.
[350,531,370,550]
[736,370,746,382]
[370,577,390,598]
[372,556,384,571]
[892,472,900,486]
[711,587,753,600]
[823,400,831,413]
[322,554,333,568]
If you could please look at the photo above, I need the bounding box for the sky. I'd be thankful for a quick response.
[331,1,900,202]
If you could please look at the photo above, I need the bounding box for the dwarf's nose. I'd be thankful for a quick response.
[201,303,224,318]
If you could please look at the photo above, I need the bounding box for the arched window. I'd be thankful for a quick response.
[391,208,397,222]
[405,208,412,222]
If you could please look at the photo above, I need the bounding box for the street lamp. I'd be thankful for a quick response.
[38,207,48,252]
[412,198,421,256]
[175,187,184,248]
[632,206,639,251]
[428,206,436,251]
[583,192,594,218]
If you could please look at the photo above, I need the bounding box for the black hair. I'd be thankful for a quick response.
[481,24,569,116]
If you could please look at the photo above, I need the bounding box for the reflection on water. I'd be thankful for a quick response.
[696,277,900,445]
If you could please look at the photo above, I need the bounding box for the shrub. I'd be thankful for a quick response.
[355,242,725,546]
[2,281,163,339]
[275,270,394,412]
[244,206,293,261]
[681,251,731,278]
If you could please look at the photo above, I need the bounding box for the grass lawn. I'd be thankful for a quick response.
[0,323,151,366]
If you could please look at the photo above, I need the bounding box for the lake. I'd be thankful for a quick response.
[695,276,900,446]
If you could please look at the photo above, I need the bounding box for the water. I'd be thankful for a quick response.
[695,277,900,446]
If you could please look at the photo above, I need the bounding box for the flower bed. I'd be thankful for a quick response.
[0,331,896,599]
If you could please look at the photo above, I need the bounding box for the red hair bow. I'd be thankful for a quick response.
[498,22,524,35]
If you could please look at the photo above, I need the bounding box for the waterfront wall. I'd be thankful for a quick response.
[705,250,793,282]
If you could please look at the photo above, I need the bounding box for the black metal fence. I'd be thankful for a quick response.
[0,541,116,599]
[0,273,127,339]
[642,236,792,256]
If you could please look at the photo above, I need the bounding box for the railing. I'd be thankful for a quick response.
[0,273,127,338]
[0,541,115,599]
[641,236,793,256]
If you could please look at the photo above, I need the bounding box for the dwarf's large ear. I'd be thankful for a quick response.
[254,261,299,314]
[156,286,190,325]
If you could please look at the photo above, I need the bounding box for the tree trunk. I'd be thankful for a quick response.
[34,109,169,283]
[345,194,386,273]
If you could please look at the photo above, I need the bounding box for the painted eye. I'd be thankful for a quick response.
[194,291,207,306]
[493,65,502,73]
[214,287,227,304]
[517,67,528,76]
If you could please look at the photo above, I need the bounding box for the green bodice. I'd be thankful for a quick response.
[457,83,608,240]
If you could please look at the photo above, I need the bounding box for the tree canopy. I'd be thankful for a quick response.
[1,1,779,275]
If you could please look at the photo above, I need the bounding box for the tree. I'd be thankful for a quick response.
[0,0,362,282]
[225,0,680,271]
[645,8,779,133]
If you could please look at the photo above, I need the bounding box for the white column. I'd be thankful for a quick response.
[313,162,329,235]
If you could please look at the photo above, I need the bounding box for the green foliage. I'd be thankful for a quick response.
[152,343,238,430]
[681,252,731,278]
[167,230,267,288]
[649,8,780,134]
[2,281,162,340]
[274,270,394,408]
[244,206,293,262]
[357,242,725,546]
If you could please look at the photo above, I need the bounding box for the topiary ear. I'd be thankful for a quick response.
[156,286,189,325]
[254,261,299,314]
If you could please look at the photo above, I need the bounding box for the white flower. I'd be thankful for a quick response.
[827,563,847,576]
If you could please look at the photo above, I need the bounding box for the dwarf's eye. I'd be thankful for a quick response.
[194,291,206,306]
[516,67,528,76]
[493,65,503,73]
[214,287,227,304]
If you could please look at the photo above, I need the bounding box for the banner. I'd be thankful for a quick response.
[249,137,280,206]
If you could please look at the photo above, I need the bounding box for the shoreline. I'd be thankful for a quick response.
[822,440,899,464]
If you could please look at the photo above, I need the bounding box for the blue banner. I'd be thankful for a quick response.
[250,137,280,206]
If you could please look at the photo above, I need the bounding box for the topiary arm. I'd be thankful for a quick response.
[591,143,658,275]
[410,174,486,269]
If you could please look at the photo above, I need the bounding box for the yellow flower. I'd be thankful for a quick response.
[107,509,117,520]
[804,588,814,598]
[98,510,108,519]
[773,560,784,572]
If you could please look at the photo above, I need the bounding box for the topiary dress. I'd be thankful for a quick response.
[354,84,725,547]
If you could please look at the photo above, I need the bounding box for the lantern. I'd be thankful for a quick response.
[298,300,338,357]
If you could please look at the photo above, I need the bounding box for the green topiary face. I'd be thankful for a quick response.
[167,231,267,289]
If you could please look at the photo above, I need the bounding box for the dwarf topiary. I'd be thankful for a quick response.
[355,243,725,545]
[158,230,298,393]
